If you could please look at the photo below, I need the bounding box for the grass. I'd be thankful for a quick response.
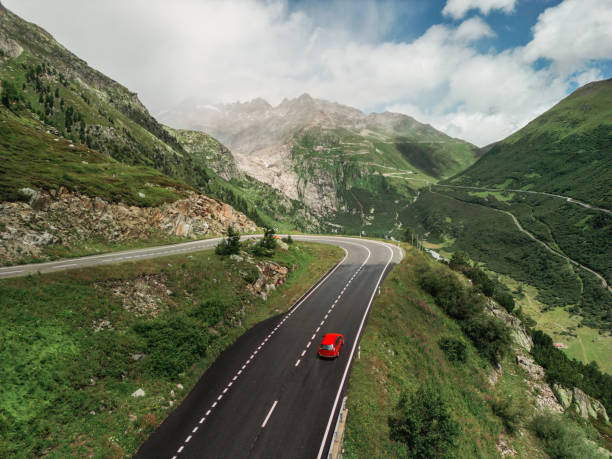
[500,274,612,374]
[0,241,343,457]
[343,244,542,458]
[451,79,612,210]
[0,107,190,206]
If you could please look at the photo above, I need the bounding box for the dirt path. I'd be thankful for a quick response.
[434,184,611,215]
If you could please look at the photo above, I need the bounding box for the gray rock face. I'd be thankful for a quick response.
[553,384,610,422]
[486,300,533,351]
[0,188,257,264]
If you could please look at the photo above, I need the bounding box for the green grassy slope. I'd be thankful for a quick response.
[0,106,190,206]
[344,246,608,457]
[344,246,540,457]
[404,80,612,345]
[405,190,612,333]
[0,242,343,457]
[287,124,477,237]
[0,6,290,231]
[451,79,612,209]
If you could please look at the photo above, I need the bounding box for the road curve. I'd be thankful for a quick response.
[0,235,403,458]
[433,183,612,215]
[132,236,402,459]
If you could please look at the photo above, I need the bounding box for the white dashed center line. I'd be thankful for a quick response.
[261,401,279,428]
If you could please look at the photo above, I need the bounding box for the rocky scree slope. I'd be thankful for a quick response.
[164,127,321,232]
[160,94,479,236]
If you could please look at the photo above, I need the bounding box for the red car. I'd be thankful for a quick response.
[318,333,344,359]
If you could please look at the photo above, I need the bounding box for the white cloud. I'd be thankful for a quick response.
[522,0,612,73]
[442,0,517,20]
[454,16,495,42]
[2,0,610,146]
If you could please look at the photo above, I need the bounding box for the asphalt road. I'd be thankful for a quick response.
[134,236,402,459]
[0,235,403,458]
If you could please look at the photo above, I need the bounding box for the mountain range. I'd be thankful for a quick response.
[1,1,610,343]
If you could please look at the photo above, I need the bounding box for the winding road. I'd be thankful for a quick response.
[433,184,612,215]
[0,235,403,458]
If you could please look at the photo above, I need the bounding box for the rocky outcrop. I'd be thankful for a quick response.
[247,260,289,300]
[516,353,563,413]
[552,385,610,422]
[0,188,257,264]
[486,299,533,351]
[95,273,173,318]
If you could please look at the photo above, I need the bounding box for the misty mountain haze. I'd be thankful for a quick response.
[158,93,467,156]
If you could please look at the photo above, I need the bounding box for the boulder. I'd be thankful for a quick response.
[552,384,610,422]
[131,388,145,398]
[552,384,573,409]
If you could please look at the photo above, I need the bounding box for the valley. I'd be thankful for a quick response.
[1,1,611,457]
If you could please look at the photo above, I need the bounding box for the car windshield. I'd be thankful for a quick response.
[321,344,334,351]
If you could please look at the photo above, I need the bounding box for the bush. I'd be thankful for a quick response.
[1,79,22,109]
[449,250,471,270]
[530,413,604,458]
[493,290,515,313]
[462,313,512,365]
[438,337,467,363]
[134,315,210,378]
[189,299,227,325]
[243,265,260,284]
[388,384,459,458]
[215,225,241,255]
[491,397,522,434]
[261,227,278,250]
[419,267,485,320]
[281,235,294,244]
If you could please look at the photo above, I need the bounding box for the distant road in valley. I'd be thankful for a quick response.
[433,184,611,215]
[500,210,612,294]
[0,235,403,459]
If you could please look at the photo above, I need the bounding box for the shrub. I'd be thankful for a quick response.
[281,235,294,244]
[261,227,278,250]
[215,225,241,255]
[243,266,260,284]
[462,313,512,365]
[134,315,210,378]
[530,413,604,458]
[491,397,522,434]
[438,337,467,363]
[388,384,459,458]
[419,267,485,320]
[189,299,226,325]
[449,250,471,270]
[493,290,515,313]
[1,79,22,109]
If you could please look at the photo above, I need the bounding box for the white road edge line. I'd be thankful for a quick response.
[316,241,394,459]
[295,359,301,367]
[261,400,279,428]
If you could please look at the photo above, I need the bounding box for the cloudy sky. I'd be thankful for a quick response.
[5,0,612,146]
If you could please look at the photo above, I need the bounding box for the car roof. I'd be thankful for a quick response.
[321,333,342,344]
